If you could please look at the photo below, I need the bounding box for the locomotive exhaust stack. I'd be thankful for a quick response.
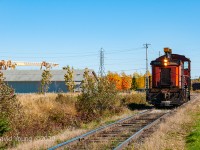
[164,47,172,59]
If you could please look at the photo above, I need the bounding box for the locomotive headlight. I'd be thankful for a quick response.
[164,58,168,66]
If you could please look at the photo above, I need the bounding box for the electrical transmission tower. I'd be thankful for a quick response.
[98,48,105,77]
[143,43,151,93]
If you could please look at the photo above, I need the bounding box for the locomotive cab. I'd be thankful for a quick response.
[147,48,191,106]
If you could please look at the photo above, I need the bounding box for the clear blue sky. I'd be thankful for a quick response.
[0,0,200,78]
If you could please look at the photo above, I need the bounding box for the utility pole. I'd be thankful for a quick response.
[159,51,161,57]
[98,48,105,77]
[143,43,151,94]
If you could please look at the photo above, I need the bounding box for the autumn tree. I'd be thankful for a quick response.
[136,74,145,89]
[107,72,122,90]
[64,65,75,93]
[121,73,132,91]
[41,70,52,94]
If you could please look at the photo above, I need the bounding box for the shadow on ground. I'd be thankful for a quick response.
[127,103,153,110]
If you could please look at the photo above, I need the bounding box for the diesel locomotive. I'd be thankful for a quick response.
[147,48,191,106]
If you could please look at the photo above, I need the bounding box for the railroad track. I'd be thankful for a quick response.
[48,94,199,150]
[48,109,170,150]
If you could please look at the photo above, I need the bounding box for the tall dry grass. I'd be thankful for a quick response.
[0,92,146,149]
[10,108,135,150]
[16,94,78,136]
[0,93,79,149]
[18,93,77,119]
[133,94,200,150]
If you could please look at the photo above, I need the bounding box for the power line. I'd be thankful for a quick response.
[106,68,146,73]
[1,53,99,59]
[0,47,145,59]
[0,47,144,55]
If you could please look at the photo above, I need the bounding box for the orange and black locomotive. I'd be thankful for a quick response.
[147,48,191,106]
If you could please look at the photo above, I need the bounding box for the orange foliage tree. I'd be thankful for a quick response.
[121,73,132,91]
[107,72,122,90]
[107,71,151,91]
[107,72,132,91]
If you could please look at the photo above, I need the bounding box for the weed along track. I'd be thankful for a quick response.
[48,109,170,150]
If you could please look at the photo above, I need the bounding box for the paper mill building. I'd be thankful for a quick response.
[1,69,89,93]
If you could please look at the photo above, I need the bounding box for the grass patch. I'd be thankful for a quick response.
[186,113,200,150]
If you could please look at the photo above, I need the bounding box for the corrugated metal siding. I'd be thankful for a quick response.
[1,70,91,81]
[7,81,41,93]
[1,69,92,93]
[7,81,81,93]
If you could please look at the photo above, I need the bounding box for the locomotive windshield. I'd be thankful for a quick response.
[160,68,171,86]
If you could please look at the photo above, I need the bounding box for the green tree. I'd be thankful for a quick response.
[64,65,75,93]
[41,70,52,94]
[131,75,138,90]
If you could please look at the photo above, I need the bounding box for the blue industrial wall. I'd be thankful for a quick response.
[6,81,81,93]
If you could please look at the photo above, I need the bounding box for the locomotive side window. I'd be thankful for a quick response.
[160,68,171,86]
[184,61,188,69]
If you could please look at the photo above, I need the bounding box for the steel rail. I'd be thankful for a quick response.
[113,111,171,150]
[114,94,199,150]
[48,110,150,150]
[48,95,198,150]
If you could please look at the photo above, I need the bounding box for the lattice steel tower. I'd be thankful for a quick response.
[98,48,105,77]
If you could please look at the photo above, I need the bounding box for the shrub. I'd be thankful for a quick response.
[76,69,122,122]
[0,117,10,136]
[0,72,22,137]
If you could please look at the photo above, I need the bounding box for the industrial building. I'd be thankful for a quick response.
[1,69,90,93]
